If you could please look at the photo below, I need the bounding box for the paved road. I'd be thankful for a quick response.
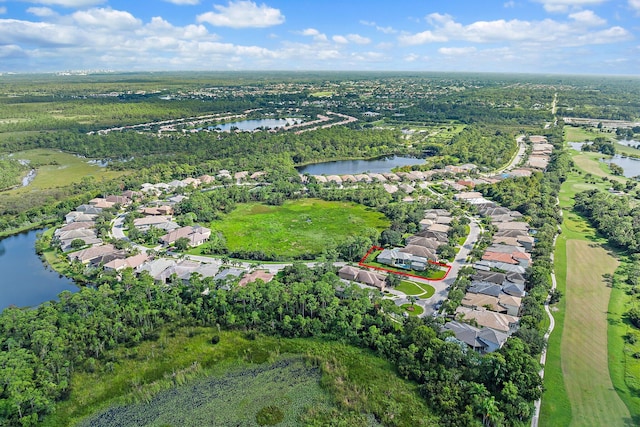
[392,217,482,317]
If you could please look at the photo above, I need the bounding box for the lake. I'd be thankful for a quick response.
[0,229,78,311]
[209,118,300,132]
[297,156,424,175]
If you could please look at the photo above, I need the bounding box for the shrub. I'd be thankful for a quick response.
[256,405,285,426]
[211,335,220,345]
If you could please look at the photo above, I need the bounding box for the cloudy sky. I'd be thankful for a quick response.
[0,0,638,74]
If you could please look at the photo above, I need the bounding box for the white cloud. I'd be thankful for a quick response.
[438,46,477,55]
[197,1,284,28]
[630,0,640,12]
[0,7,6,15]
[569,10,606,26]
[533,0,609,13]
[346,33,371,44]
[21,0,106,7]
[163,0,200,4]
[398,30,447,45]
[359,19,395,34]
[333,33,370,45]
[404,53,420,62]
[73,8,141,30]
[27,7,57,17]
[299,28,327,42]
[504,1,516,7]
[398,13,630,47]
[332,35,348,44]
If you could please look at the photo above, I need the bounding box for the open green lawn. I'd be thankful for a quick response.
[564,126,616,143]
[208,199,389,259]
[614,141,640,158]
[0,149,126,195]
[43,328,437,427]
[394,280,435,298]
[401,304,424,316]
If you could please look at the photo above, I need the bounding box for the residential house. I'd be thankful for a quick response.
[76,204,102,215]
[68,244,119,265]
[456,306,519,335]
[377,248,428,271]
[238,270,275,287]
[399,245,437,261]
[104,253,149,272]
[337,266,386,290]
[160,226,211,247]
[105,195,131,206]
[139,258,176,282]
[443,321,508,353]
[55,221,95,235]
[65,211,98,224]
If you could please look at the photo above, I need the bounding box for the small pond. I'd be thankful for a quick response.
[297,156,424,175]
[0,229,78,311]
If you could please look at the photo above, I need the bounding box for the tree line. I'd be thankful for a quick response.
[0,261,542,426]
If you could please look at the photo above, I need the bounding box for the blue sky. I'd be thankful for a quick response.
[0,0,638,74]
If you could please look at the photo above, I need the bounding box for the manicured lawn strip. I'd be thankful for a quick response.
[540,234,572,426]
[564,126,615,143]
[394,280,424,295]
[43,328,437,427]
[394,280,436,297]
[1,149,126,195]
[608,266,640,425]
[209,199,389,259]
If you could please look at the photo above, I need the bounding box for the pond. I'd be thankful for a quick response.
[297,156,424,175]
[0,229,78,311]
[603,155,640,178]
[209,118,300,132]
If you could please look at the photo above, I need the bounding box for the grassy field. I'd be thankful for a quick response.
[561,240,629,426]
[0,149,125,195]
[394,280,436,298]
[78,357,329,427]
[206,199,389,259]
[43,328,438,427]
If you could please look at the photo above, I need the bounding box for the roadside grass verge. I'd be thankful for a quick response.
[43,328,437,427]
[208,199,389,259]
[540,233,572,426]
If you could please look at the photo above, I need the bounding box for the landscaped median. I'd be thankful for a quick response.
[358,245,450,281]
